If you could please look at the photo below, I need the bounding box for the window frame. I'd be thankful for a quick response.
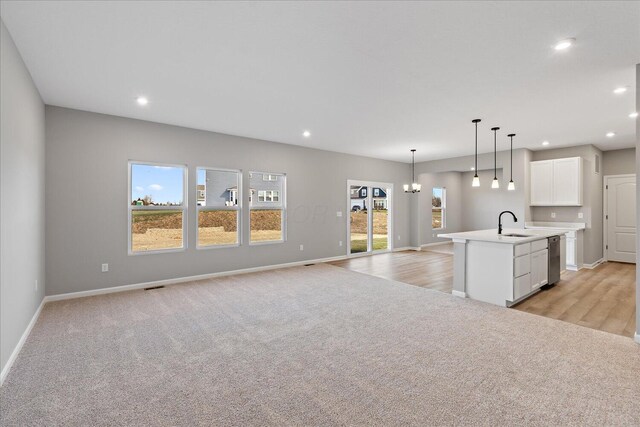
[431,187,446,230]
[196,166,242,250]
[128,160,188,256]
[249,171,287,245]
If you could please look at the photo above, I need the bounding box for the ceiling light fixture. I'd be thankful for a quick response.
[554,38,575,50]
[613,87,628,94]
[403,149,421,193]
[303,130,311,138]
[472,119,481,187]
[507,134,516,191]
[629,112,638,118]
[470,167,475,171]
[606,132,616,138]
[136,96,149,106]
[542,141,550,146]
[491,127,500,189]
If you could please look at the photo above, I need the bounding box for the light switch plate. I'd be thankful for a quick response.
[336,211,342,217]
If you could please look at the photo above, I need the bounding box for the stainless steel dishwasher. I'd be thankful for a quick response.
[547,236,561,285]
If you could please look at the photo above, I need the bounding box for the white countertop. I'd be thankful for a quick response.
[438,228,568,244]
[524,221,586,230]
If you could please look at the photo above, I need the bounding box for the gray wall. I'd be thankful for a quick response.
[412,148,531,247]
[531,145,603,264]
[45,106,413,296]
[603,148,635,176]
[635,64,640,343]
[0,20,46,375]
[417,172,463,246]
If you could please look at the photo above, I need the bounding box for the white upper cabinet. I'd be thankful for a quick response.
[530,160,554,206]
[530,157,582,206]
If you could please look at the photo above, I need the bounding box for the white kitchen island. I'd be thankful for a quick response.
[438,229,567,307]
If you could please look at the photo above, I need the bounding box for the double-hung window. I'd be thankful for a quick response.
[129,162,187,254]
[432,187,446,229]
[197,168,241,247]
[250,172,286,244]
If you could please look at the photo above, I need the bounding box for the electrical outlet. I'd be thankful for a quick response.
[299,244,304,251]
[339,241,343,247]
[551,212,556,219]
[101,263,109,273]
[336,211,342,217]
[578,212,583,219]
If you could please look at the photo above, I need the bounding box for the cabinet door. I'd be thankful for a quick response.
[566,237,576,267]
[552,158,582,205]
[531,249,549,290]
[530,160,554,205]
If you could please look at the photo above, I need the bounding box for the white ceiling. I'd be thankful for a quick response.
[1,1,638,162]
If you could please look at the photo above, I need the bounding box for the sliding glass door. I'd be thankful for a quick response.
[348,181,392,255]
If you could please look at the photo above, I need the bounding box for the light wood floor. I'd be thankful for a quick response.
[329,247,636,338]
[514,261,636,338]
[329,246,454,293]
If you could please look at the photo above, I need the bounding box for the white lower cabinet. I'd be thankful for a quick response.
[510,239,548,303]
[530,249,549,290]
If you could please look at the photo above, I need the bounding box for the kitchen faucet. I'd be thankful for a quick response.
[498,211,518,235]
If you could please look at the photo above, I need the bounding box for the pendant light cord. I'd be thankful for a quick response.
[475,122,478,173]
[412,149,416,183]
[490,127,499,180]
[510,136,513,181]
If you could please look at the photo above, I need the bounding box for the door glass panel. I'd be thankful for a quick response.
[372,187,388,251]
[350,185,368,253]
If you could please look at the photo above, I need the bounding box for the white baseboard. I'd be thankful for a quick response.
[452,290,466,298]
[45,254,351,302]
[1,299,45,386]
[393,246,420,252]
[635,333,640,345]
[583,258,604,269]
[420,241,450,248]
[566,265,579,271]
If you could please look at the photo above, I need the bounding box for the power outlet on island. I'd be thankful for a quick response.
[551,212,556,219]
[299,244,304,251]
[578,212,584,219]
[101,263,109,273]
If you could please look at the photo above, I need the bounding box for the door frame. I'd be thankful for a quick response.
[603,173,636,263]
[346,180,394,257]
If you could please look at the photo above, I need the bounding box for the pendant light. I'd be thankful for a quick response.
[404,149,421,193]
[507,133,516,191]
[491,127,500,189]
[471,119,481,187]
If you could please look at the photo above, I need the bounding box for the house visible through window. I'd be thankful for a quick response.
[250,172,286,243]
[196,168,241,247]
[432,187,445,229]
[129,162,186,253]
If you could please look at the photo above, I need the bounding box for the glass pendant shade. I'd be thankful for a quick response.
[491,178,500,189]
[404,149,421,193]
[472,175,480,187]
[507,180,515,191]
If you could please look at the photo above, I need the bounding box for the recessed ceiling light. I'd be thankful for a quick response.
[630,112,639,118]
[606,132,616,138]
[136,96,149,106]
[542,141,550,146]
[554,38,575,50]
[613,87,628,94]
[302,130,311,138]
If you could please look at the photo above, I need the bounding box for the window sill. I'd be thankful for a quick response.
[128,247,186,256]
[249,239,285,246]
[197,243,241,250]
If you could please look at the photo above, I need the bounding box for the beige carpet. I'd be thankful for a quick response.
[1,264,638,426]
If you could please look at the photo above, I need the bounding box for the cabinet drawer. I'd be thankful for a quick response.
[514,255,531,277]
[513,273,532,300]
[514,243,530,257]
[531,239,548,252]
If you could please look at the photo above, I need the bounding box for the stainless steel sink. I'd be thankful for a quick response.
[500,233,533,238]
